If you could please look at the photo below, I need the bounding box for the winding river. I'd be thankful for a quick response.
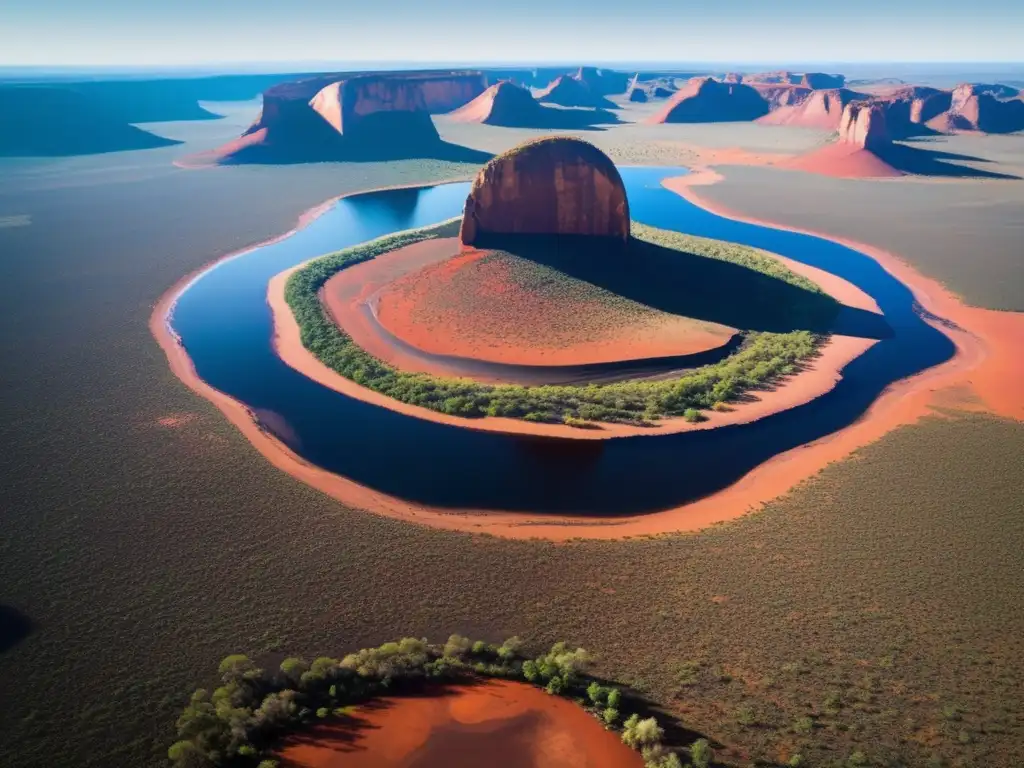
[168,167,955,516]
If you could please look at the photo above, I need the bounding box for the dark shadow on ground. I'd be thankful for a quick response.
[880,142,1021,179]
[0,605,34,653]
[475,234,890,339]
[219,136,493,166]
[488,106,621,131]
[0,86,182,157]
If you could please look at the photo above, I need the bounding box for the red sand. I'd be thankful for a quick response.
[781,142,903,179]
[277,679,642,768]
[362,244,735,367]
[152,177,1021,541]
[271,254,876,441]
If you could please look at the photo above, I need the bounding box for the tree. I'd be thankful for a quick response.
[444,634,472,658]
[622,715,664,749]
[690,738,712,768]
[498,636,523,660]
[606,688,622,709]
[168,740,215,768]
[587,681,606,705]
[218,655,261,685]
[280,657,308,685]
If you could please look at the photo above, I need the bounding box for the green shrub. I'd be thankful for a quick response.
[603,707,620,725]
[285,221,831,427]
[683,408,706,423]
[690,738,712,768]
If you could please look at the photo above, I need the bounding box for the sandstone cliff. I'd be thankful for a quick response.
[574,67,630,96]
[800,72,846,90]
[757,88,865,130]
[839,102,891,150]
[448,81,547,126]
[460,137,630,246]
[930,83,1024,133]
[196,70,485,164]
[537,75,614,108]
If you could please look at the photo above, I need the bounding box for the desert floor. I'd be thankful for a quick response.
[0,99,1021,768]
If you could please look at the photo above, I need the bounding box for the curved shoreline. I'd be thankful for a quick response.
[271,254,878,440]
[321,237,745,386]
[150,173,1018,541]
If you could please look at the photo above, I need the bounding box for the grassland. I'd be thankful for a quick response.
[0,102,1021,768]
[287,221,835,425]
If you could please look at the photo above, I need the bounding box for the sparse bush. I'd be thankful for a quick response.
[587,681,606,705]
[443,634,472,658]
[606,688,621,709]
[622,714,664,749]
[603,707,620,725]
[793,715,814,734]
[690,737,712,768]
[683,408,707,423]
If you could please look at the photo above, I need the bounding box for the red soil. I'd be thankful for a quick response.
[276,679,642,768]
[365,244,735,367]
[781,142,903,179]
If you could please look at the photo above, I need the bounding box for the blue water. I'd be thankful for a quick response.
[170,168,955,515]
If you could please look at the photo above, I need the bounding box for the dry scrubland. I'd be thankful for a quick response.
[0,101,1022,768]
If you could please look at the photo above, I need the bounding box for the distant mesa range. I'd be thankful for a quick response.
[188,70,492,165]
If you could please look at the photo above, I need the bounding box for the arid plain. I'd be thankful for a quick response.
[0,86,1022,768]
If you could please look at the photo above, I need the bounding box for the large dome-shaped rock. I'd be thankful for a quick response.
[460,137,629,246]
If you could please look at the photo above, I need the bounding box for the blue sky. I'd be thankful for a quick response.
[3,0,1022,66]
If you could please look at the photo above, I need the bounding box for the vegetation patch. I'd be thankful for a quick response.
[286,220,837,425]
[170,636,710,768]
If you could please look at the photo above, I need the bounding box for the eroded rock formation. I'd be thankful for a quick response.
[931,83,1024,133]
[574,67,630,96]
[448,81,547,126]
[800,72,846,90]
[649,78,770,123]
[196,70,485,164]
[838,102,891,150]
[460,137,629,246]
[758,88,865,130]
[537,75,612,108]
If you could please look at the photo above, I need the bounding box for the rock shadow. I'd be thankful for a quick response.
[475,234,890,338]
[0,605,34,653]
[879,142,1021,179]
[493,106,621,131]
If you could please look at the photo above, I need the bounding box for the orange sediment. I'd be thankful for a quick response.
[276,679,642,768]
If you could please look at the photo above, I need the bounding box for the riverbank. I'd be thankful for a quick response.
[151,171,1018,541]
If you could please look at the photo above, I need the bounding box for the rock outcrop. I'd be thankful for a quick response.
[460,137,630,247]
[574,67,630,96]
[930,83,1024,133]
[194,70,485,164]
[649,78,770,123]
[800,72,846,90]
[838,102,891,150]
[448,81,548,126]
[536,75,613,108]
[757,88,865,130]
